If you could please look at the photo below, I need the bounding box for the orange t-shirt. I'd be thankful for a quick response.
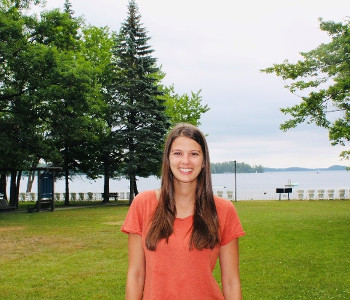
[121,190,245,299]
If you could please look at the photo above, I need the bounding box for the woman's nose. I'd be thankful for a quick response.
[181,154,190,163]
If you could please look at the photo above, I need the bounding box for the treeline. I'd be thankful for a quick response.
[211,161,264,174]
[0,0,209,207]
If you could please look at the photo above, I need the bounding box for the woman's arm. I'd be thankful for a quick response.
[125,233,145,300]
[219,238,242,300]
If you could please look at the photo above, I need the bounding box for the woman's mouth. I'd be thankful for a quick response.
[179,168,193,174]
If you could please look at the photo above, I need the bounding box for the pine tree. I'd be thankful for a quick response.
[111,0,169,204]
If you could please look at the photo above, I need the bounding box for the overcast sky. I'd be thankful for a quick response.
[34,0,350,168]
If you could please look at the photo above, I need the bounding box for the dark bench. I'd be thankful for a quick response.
[102,192,119,201]
[0,193,16,212]
[27,198,54,212]
[276,188,292,200]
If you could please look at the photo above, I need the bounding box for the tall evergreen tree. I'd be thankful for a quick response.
[111,0,169,203]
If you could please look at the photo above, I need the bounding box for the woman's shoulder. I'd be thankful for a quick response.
[131,190,159,208]
[214,195,234,209]
[121,190,159,235]
[214,196,238,216]
[214,196,245,240]
[135,189,158,199]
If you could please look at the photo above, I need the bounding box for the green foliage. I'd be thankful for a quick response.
[34,8,82,50]
[261,18,350,159]
[30,5,105,205]
[0,0,42,10]
[80,25,124,201]
[0,0,209,205]
[0,2,48,171]
[211,161,264,173]
[163,85,209,127]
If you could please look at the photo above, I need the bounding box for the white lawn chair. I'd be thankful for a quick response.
[297,190,304,200]
[70,193,77,201]
[327,189,335,200]
[308,189,315,200]
[317,189,325,200]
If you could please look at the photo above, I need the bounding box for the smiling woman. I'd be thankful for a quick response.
[121,123,245,299]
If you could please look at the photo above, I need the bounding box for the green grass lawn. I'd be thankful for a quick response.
[1,200,349,299]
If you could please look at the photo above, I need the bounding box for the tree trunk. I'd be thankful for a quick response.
[64,167,70,206]
[0,172,7,200]
[9,170,18,208]
[26,170,35,192]
[129,175,135,205]
[133,176,138,196]
[16,170,22,203]
[103,162,110,203]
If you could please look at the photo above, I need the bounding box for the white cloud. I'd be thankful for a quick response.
[207,127,346,168]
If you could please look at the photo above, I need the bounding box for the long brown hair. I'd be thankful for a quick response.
[145,123,220,251]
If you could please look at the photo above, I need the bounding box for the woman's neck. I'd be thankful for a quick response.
[173,181,196,218]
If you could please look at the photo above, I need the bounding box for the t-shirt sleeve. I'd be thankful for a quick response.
[220,201,245,246]
[121,195,144,236]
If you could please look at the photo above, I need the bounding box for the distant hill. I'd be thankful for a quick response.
[263,165,347,172]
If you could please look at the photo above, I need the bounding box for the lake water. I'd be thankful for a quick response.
[18,170,350,200]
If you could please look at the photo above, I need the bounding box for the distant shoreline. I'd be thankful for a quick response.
[263,165,347,172]
[211,165,348,174]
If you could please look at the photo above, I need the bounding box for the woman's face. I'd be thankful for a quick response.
[169,136,204,185]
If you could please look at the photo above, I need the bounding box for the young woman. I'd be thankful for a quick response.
[121,123,245,299]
